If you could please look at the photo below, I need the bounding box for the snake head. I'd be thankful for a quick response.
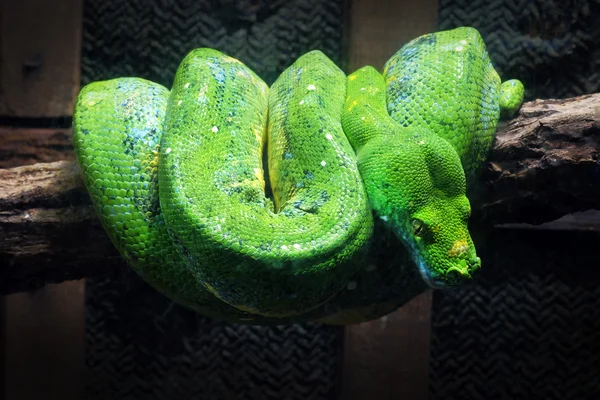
[402,195,481,288]
[358,128,481,288]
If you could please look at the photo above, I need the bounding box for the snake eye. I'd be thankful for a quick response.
[411,218,426,237]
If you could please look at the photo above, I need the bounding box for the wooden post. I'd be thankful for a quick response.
[0,0,85,399]
[340,1,438,399]
[346,0,438,72]
[2,282,86,400]
[340,291,433,400]
[0,0,83,117]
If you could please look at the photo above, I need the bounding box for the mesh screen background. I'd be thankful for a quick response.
[438,0,600,100]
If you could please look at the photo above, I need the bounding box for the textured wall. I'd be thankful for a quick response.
[82,1,346,399]
[439,0,600,100]
[82,0,347,87]
[86,274,341,399]
[430,228,600,399]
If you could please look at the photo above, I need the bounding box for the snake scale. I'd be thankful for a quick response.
[73,27,524,325]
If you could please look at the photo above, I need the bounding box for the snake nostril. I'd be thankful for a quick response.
[446,269,462,283]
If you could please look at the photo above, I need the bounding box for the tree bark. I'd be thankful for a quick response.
[474,93,600,226]
[0,94,599,294]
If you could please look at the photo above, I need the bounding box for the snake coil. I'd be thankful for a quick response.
[73,27,524,324]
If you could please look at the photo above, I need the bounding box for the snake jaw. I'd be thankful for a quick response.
[394,212,482,290]
[414,258,447,289]
[413,252,481,289]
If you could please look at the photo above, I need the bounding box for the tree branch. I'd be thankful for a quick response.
[475,93,600,225]
[1,94,599,294]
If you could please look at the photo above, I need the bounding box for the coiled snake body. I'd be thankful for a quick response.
[73,27,523,324]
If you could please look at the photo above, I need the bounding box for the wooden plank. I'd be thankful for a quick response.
[0,0,83,117]
[2,281,86,400]
[340,0,438,398]
[346,0,438,72]
[0,127,74,168]
[340,291,433,400]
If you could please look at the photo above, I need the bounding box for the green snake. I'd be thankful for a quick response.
[73,27,524,324]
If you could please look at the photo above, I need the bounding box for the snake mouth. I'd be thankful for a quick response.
[415,257,481,289]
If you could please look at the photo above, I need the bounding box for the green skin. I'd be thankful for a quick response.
[343,27,524,287]
[73,27,523,323]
